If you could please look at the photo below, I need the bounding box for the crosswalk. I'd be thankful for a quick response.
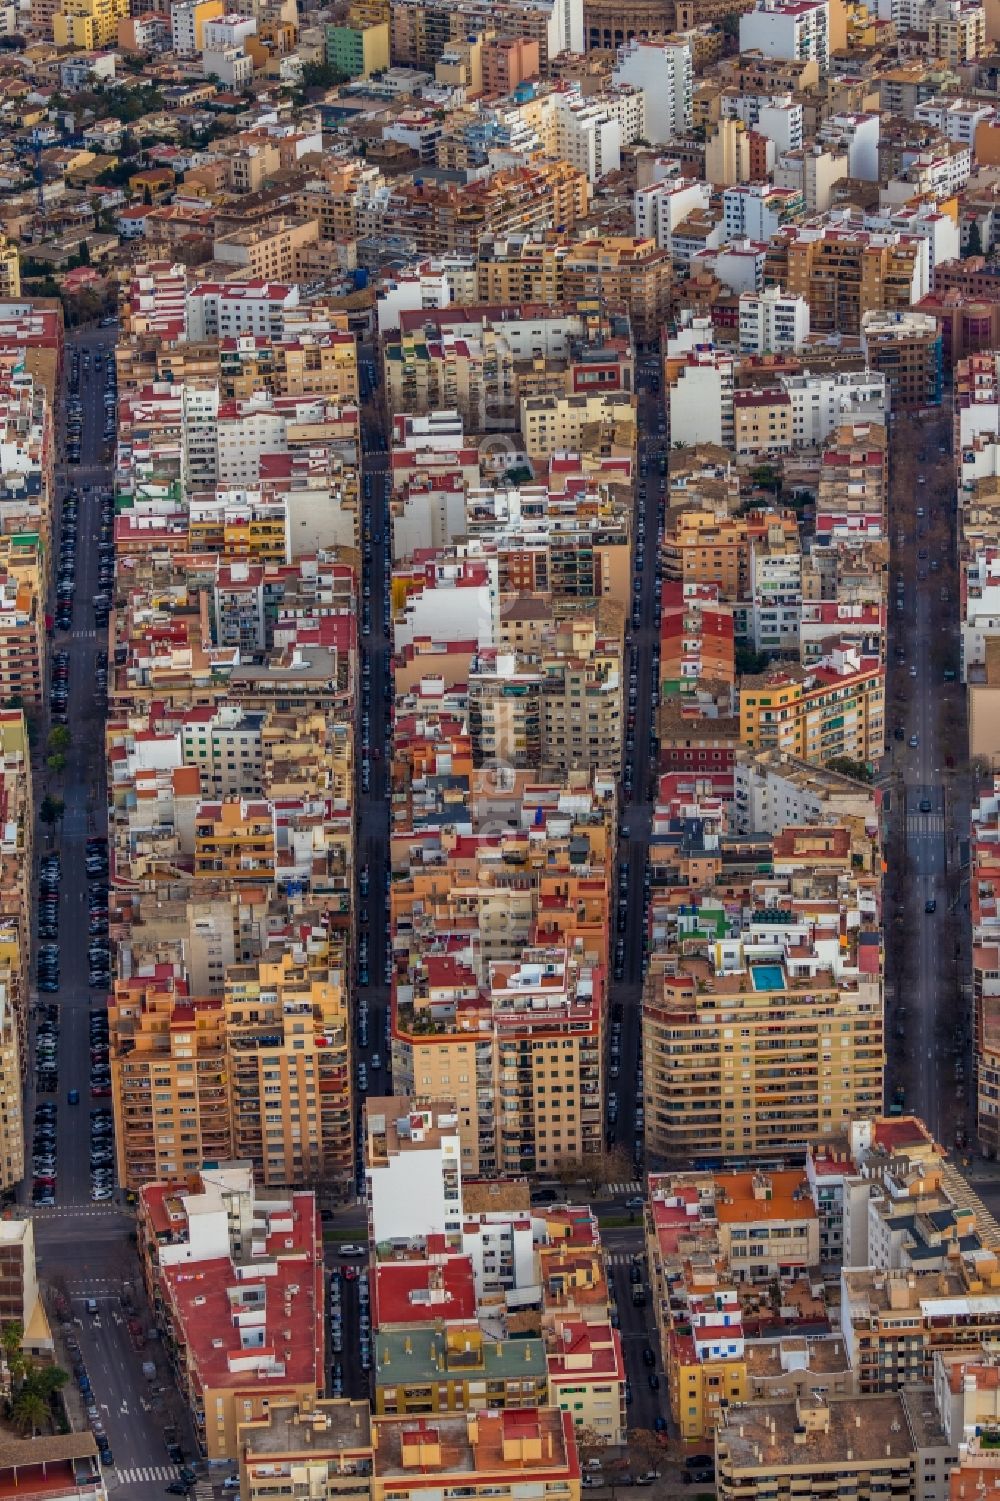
[906,814,945,836]
[115,1466,182,1485]
[606,1251,645,1267]
[605,1180,642,1196]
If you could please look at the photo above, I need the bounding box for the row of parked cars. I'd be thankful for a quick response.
[89,1096,113,1202]
[93,493,115,629]
[67,1324,113,1470]
[66,353,83,464]
[37,853,61,994]
[34,1003,59,1100]
[31,1100,57,1206]
[102,352,116,452]
[87,838,111,992]
[54,492,80,631]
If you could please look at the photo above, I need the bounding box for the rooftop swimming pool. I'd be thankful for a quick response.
[750,964,785,991]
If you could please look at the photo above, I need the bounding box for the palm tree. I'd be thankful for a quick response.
[13,1390,47,1436]
[1,1322,25,1387]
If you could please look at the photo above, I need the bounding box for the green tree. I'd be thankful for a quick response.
[25,1365,68,1402]
[13,1389,47,1436]
[39,795,64,829]
[965,219,983,259]
[826,755,873,783]
[77,239,90,267]
[47,727,71,756]
[1,1322,26,1391]
[736,644,770,677]
[301,60,349,90]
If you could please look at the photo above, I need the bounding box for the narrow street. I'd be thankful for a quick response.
[884,409,971,1152]
[26,326,204,1494]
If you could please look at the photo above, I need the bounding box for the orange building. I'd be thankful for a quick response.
[482,34,540,95]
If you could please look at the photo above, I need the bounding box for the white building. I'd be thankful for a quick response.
[201,45,252,85]
[612,37,693,141]
[201,11,255,49]
[749,537,802,653]
[376,265,452,335]
[366,1102,464,1244]
[462,1213,537,1299]
[738,285,810,354]
[713,239,769,293]
[542,0,584,56]
[863,202,959,279]
[739,0,830,74]
[181,384,220,489]
[171,0,209,53]
[820,112,880,180]
[185,281,299,342]
[733,751,878,838]
[721,91,803,154]
[783,369,888,447]
[393,559,496,652]
[669,348,736,448]
[913,95,996,144]
[634,177,711,251]
[548,91,622,182]
[723,183,801,240]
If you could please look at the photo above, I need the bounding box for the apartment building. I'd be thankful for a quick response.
[561,238,673,346]
[238,1399,373,1501]
[643,826,883,1161]
[739,646,884,767]
[738,287,810,355]
[841,1260,1000,1394]
[373,1323,549,1416]
[659,581,736,694]
[371,1409,580,1501]
[390,944,603,1178]
[519,391,636,463]
[663,510,748,599]
[155,1180,323,1459]
[223,953,353,1190]
[715,1392,953,1501]
[110,945,353,1192]
[364,1098,463,1244]
[771,228,924,336]
[52,0,128,47]
[815,423,888,540]
[383,326,515,431]
[739,0,830,75]
[860,310,943,410]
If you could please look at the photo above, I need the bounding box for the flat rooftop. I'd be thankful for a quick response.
[718,1393,914,1471]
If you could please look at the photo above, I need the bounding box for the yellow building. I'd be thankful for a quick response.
[52,0,128,49]
[111,950,354,1193]
[0,239,19,301]
[643,826,883,1163]
[373,1324,549,1416]
[928,2,985,60]
[372,1409,581,1501]
[192,798,276,885]
[224,952,353,1190]
[739,647,884,768]
[110,978,231,1188]
[519,391,636,464]
[214,217,320,282]
[705,116,751,186]
[239,1399,373,1501]
[733,388,793,458]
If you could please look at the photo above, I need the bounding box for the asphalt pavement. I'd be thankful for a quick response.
[25,327,205,1496]
[885,412,970,1150]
